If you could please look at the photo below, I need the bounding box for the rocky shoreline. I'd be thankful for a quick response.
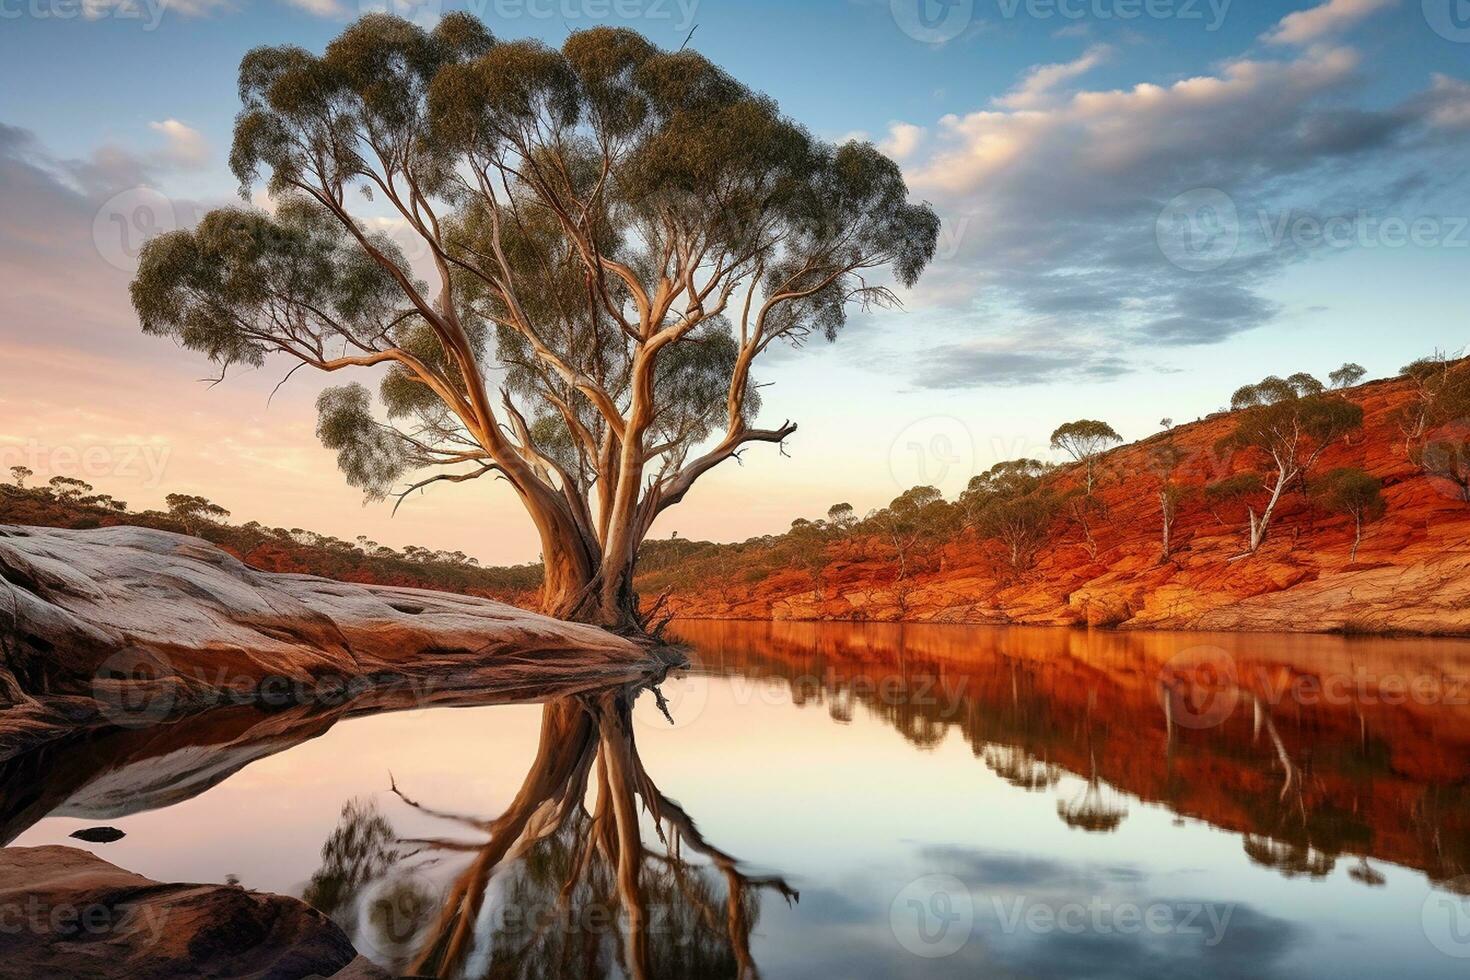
[0,524,671,762]
[0,845,389,979]
[0,524,685,978]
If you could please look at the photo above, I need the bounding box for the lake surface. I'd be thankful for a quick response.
[9,621,1470,978]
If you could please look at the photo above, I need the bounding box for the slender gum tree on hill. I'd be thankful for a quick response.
[130,14,939,635]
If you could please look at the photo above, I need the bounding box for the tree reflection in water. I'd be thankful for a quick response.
[673,620,1470,892]
[1057,748,1129,833]
[306,687,796,979]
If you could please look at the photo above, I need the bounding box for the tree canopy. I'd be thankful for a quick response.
[1218,373,1364,552]
[131,14,939,628]
[1050,419,1122,494]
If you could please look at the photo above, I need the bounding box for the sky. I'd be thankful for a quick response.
[1,0,1468,565]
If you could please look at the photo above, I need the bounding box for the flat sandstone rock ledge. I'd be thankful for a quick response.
[0,844,388,979]
[0,524,667,757]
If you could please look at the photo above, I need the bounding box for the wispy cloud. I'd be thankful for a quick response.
[279,0,350,16]
[148,119,209,169]
[1262,0,1399,46]
[994,44,1112,111]
[873,36,1470,389]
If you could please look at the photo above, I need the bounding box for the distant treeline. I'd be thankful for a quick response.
[7,354,1468,612]
[0,481,541,601]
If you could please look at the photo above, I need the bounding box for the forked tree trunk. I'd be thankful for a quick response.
[541,548,644,636]
[1248,468,1293,554]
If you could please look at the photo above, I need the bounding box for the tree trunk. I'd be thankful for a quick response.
[541,548,645,636]
[1160,492,1174,562]
[1248,471,1290,553]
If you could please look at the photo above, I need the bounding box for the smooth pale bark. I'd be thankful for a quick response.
[1247,467,1291,554]
[1160,490,1176,562]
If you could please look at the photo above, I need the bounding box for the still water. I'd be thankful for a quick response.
[9,621,1470,978]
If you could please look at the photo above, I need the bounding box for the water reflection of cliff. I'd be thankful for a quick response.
[673,620,1470,891]
[309,690,795,979]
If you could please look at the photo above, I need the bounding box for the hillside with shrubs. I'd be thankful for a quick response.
[7,356,1470,634]
[637,356,1470,634]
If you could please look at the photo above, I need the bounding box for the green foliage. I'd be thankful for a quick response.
[868,485,952,579]
[47,476,93,502]
[1,481,539,597]
[1220,374,1364,463]
[1206,472,1265,504]
[302,797,400,920]
[316,384,413,500]
[1313,468,1385,522]
[1329,363,1366,389]
[962,459,1051,505]
[1228,373,1326,411]
[1397,353,1470,465]
[165,493,232,530]
[134,12,940,574]
[1050,420,1122,470]
[958,460,1059,572]
[826,502,856,530]
[132,201,417,374]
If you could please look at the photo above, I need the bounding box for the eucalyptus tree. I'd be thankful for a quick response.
[165,493,232,534]
[1328,362,1365,389]
[1147,440,1189,562]
[960,460,1058,572]
[47,476,93,502]
[1311,467,1384,560]
[1396,352,1470,454]
[1218,373,1363,554]
[131,14,939,633]
[868,485,947,581]
[1050,419,1122,495]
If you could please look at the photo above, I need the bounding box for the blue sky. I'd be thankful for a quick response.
[1,0,1468,562]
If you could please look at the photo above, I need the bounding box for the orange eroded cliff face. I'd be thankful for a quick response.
[655,374,1470,634]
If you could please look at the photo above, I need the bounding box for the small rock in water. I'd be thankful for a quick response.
[69,826,126,844]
